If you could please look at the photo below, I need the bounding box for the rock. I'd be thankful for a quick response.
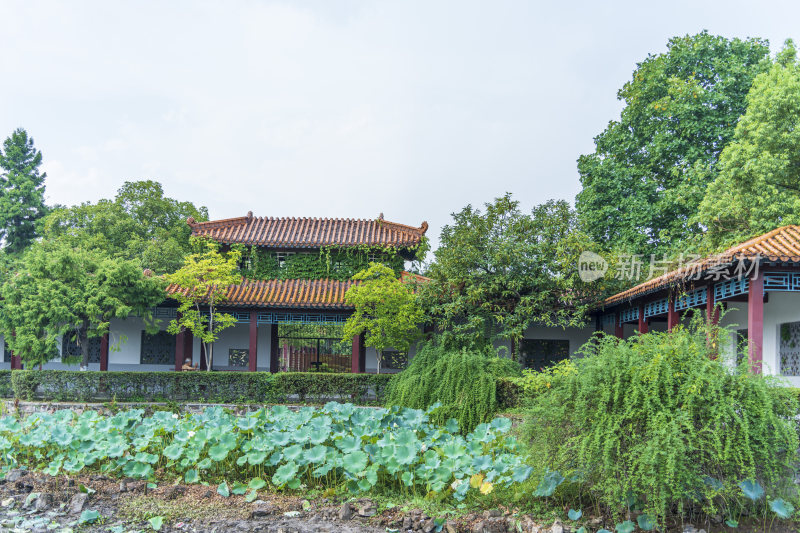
[4,469,24,483]
[301,499,312,511]
[201,489,213,499]
[551,519,564,533]
[1,497,13,507]
[357,499,376,517]
[472,521,486,533]
[682,525,697,533]
[23,492,40,509]
[68,492,88,515]
[402,516,412,529]
[251,503,276,518]
[339,502,353,520]
[164,485,186,500]
[485,509,503,518]
[445,520,458,533]
[422,518,436,533]
[33,493,52,513]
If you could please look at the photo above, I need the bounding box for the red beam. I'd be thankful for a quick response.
[100,334,109,371]
[748,275,764,374]
[637,304,648,334]
[249,310,258,372]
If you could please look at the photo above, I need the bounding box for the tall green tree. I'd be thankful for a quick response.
[342,263,424,373]
[576,32,771,256]
[0,128,48,254]
[167,240,242,371]
[421,194,603,351]
[0,241,166,368]
[43,180,208,273]
[694,41,800,249]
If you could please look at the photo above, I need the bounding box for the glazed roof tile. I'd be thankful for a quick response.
[167,278,356,309]
[604,225,800,306]
[188,212,428,249]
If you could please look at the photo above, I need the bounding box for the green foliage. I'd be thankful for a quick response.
[42,180,208,274]
[0,241,166,367]
[0,371,12,399]
[577,32,771,256]
[343,263,424,372]
[421,194,600,350]
[694,41,800,249]
[0,402,530,501]
[523,316,799,523]
[10,369,392,405]
[167,240,242,371]
[0,128,48,254]
[241,245,407,281]
[385,340,521,432]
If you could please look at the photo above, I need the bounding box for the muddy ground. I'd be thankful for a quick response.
[0,469,795,533]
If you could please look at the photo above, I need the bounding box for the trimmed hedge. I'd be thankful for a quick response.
[10,370,392,405]
[0,371,12,399]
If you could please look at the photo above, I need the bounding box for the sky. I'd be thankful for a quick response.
[1,0,798,250]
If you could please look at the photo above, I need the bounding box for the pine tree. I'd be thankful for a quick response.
[0,128,47,254]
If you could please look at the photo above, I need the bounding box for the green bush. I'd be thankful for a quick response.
[10,370,391,405]
[0,370,12,399]
[385,340,521,432]
[524,315,799,524]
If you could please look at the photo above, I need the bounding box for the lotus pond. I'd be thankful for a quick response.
[0,403,532,501]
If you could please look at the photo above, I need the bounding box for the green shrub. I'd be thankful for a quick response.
[385,340,521,432]
[10,370,391,405]
[524,315,799,524]
[0,371,12,399]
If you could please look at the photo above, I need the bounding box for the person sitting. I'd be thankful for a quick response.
[181,357,198,371]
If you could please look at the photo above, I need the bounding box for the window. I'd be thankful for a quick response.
[779,322,800,376]
[229,349,249,367]
[275,252,296,268]
[519,339,569,371]
[381,350,408,370]
[368,253,380,263]
[3,343,9,364]
[62,335,101,363]
[140,330,175,365]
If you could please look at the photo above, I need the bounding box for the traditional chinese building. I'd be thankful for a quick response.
[4,212,428,373]
[519,225,800,386]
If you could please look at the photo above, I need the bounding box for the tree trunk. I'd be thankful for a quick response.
[79,321,90,370]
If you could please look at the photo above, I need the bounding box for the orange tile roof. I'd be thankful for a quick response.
[167,278,357,309]
[188,212,428,249]
[604,225,800,306]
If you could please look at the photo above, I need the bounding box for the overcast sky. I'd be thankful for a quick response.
[1,1,798,250]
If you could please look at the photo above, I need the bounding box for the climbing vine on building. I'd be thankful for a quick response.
[239,244,413,281]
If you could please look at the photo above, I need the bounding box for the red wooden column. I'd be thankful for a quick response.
[614,312,623,339]
[351,334,365,373]
[269,324,279,373]
[637,304,648,334]
[174,312,186,371]
[100,334,109,371]
[667,298,679,331]
[748,275,764,374]
[248,310,258,372]
[10,352,21,370]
